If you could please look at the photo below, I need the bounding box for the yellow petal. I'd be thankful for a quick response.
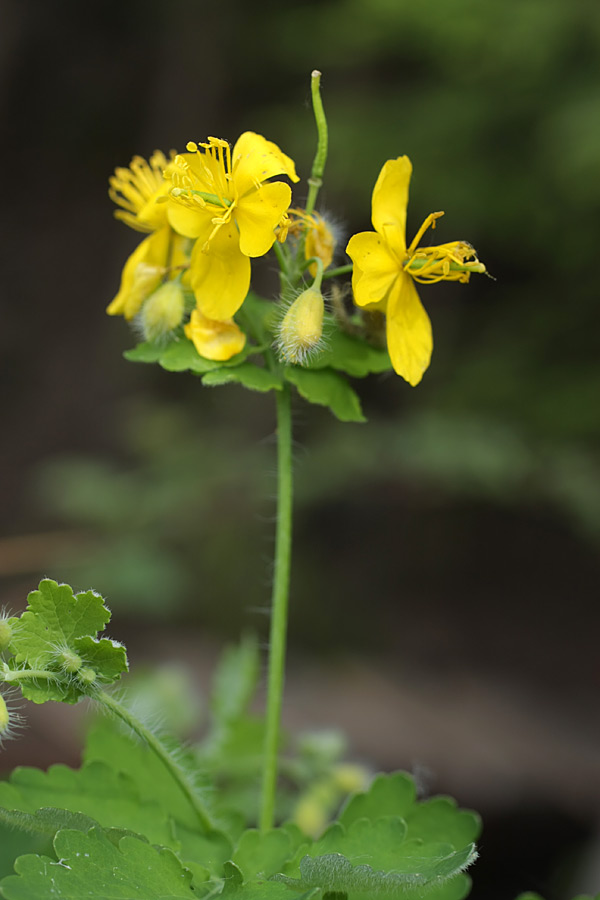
[371,156,412,257]
[189,222,251,319]
[236,182,292,257]
[232,132,299,197]
[106,227,170,319]
[167,199,213,239]
[386,273,433,386]
[346,231,399,307]
[184,307,246,361]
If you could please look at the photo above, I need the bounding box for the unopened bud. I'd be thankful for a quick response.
[58,649,82,674]
[184,307,246,361]
[277,288,325,365]
[139,281,185,342]
[77,667,97,685]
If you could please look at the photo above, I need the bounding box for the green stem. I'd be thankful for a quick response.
[323,263,353,280]
[305,70,328,217]
[307,256,324,291]
[2,667,59,682]
[260,383,294,832]
[95,690,214,833]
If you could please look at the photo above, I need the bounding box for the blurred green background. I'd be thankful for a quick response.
[1,0,600,897]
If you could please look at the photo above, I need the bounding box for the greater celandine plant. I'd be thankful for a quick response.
[0,71,506,900]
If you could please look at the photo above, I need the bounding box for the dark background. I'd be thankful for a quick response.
[1,1,600,898]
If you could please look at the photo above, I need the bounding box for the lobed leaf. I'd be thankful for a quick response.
[0,826,195,899]
[4,580,127,704]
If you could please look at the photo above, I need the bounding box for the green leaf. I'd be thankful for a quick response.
[0,826,195,899]
[0,807,98,839]
[4,580,127,703]
[123,341,164,364]
[232,829,295,882]
[339,772,416,827]
[0,762,174,848]
[125,335,265,376]
[203,363,283,393]
[309,322,391,378]
[339,774,480,848]
[82,720,233,872]
[274,817,477,897]
[404,797,480,847]
[284,368,366,423]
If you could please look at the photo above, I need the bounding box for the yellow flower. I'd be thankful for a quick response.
[167,132,299,320]
[109,150,174,232]
[289,209,337,276]
[184,308,246,361]
[346,156,485,386]
[106,227,189,320]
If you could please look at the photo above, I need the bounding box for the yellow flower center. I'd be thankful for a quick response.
[403,212,486,284]
[169,138,238,252]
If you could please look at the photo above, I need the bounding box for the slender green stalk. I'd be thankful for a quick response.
[96,689,215,833]
[305,70,328,216]
[260,383,294,832]
[323,263,353,280]
[1,668,59,682]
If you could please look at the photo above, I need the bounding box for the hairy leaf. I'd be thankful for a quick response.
[4,580,127,703]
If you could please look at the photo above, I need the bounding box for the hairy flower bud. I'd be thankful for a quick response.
[277,287,325,365]
[58,649,83,674]
[139,281,185,342]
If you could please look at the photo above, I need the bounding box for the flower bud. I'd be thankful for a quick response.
[77,667,97,685]
[277,288,325,365]
[58,649,82,674]
[184,307,246,361]
[139,281,185,342]
[305,212,336,276]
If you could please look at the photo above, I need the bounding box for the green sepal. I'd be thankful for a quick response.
[284,367,366,423]
[3,580,127,703]
[308,319,391,378]
[0,826,196,899]
[202,363,283,393]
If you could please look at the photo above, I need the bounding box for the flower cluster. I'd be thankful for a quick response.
[108,116,485,385]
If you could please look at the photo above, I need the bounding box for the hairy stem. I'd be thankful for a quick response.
[260,383,293,832]
[95,690,215,833]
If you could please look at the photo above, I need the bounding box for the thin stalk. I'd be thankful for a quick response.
[260,383,293,832]
[96,689,214,833]
[323,263,353,280]
[305,70,328,217]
